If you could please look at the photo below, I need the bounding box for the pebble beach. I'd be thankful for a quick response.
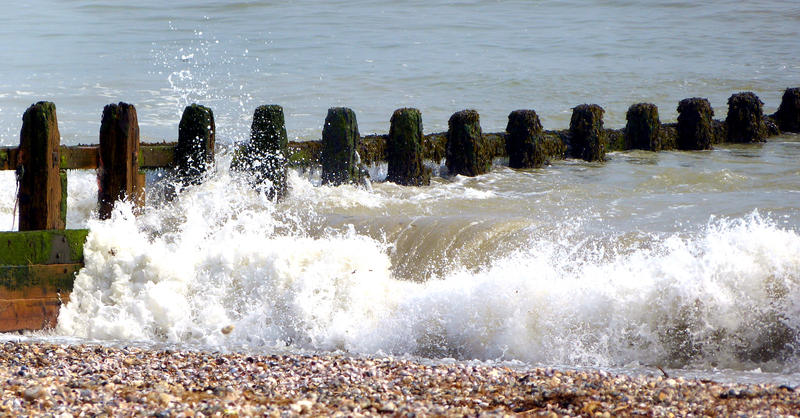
[0,342,797,416]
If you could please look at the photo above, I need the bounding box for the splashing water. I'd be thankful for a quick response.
[54,166,800,374]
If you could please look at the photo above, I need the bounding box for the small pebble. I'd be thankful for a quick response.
[22,385,44,401]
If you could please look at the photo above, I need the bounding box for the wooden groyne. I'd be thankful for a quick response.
[0,101,215,332]
[1,88,799,332]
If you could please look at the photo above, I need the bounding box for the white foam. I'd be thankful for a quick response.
[54,168,800,372]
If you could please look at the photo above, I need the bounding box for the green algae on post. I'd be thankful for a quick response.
[446,110,490,176]
[774,87,800,133]
[625,103,662,151]
[569,104,606,161]
[387,108,431,186]
[232,105,289,200]
[176,104,215,185]
[677,98,714,150]
[321,107,361,185]
[506,109,547,168]
[0,229,88,265]
[726,92,767,143]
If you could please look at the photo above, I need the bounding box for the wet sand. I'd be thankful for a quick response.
[1,341,798,416]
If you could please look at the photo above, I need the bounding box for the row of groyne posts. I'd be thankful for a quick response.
[2,87,800,228]
[0,87,799,332]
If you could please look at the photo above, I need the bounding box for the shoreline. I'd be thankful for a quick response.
[1,342,797,416]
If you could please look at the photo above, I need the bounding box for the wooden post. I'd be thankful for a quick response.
[321,107,361,185]
[232,105,289,199]
[569,104,606,161]
[726,92,767,143]
[446,109,490,176]
[625,103,661,151]
[387,108,430,186]
[775,87,800,133]
[98,102,143,219]
[176,104,215,186]
[506,109,546,168]
[18,101,65,231]
[677,98,714,150]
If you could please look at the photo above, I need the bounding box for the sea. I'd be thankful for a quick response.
[1,0,800,386]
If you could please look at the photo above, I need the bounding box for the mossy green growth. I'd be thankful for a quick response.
[287,141,323,167]
[0,229,88,265]
[726,92,767,143]
[605,129,626,152]
[569,104,606,161]
[0,265,80,292]
[358,135,388,166]
[483,133,507,158]
[677,98,714,150]
[387,108,430,186]
[231,105,288,200]
[625,103,661,151]
[774,87,800,133]
[176,104,215,184]
[657,124,678,150]
[446,110,490,176]
[422,133,447,163]
[321,107,361,185]
[506,110,545,168]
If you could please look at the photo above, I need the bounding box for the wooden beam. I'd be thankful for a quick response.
[5,143,177,170]
[176,104,216,185]
[0,263,80,332]
[18,101,65,231]
[98,103,143,219]
[0,229,88,265]
[59,146,99,169]
[140,143,176,168]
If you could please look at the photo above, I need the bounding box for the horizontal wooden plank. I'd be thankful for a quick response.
[0,229,88,265]
[140,142,177,168]
[2,143,177,170]
[0,297,67,332]
[0,263,82,292]
[60,146,99,169]
[0,264,81,332]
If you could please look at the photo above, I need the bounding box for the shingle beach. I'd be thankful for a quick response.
[1,341,798,416]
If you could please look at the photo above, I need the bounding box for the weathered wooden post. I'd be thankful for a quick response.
[446,109,490,176]
[232,105,289,199]
[175,104,215,186]
[569,104,606,161]
[506,109,547,168]
[677,98,714,150]
[726,92,767,143]
[98,102,144,219]
[17,101,66,231]
[321,107,361,185]
[625,103,661,151]
[387,108,431,186]
[774,87,800,133]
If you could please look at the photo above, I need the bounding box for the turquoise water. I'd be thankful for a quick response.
[1,1,800,385]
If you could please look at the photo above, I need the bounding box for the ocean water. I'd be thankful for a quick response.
[2,0,800,385]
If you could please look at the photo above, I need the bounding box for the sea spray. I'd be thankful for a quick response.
[55,166,800,373]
